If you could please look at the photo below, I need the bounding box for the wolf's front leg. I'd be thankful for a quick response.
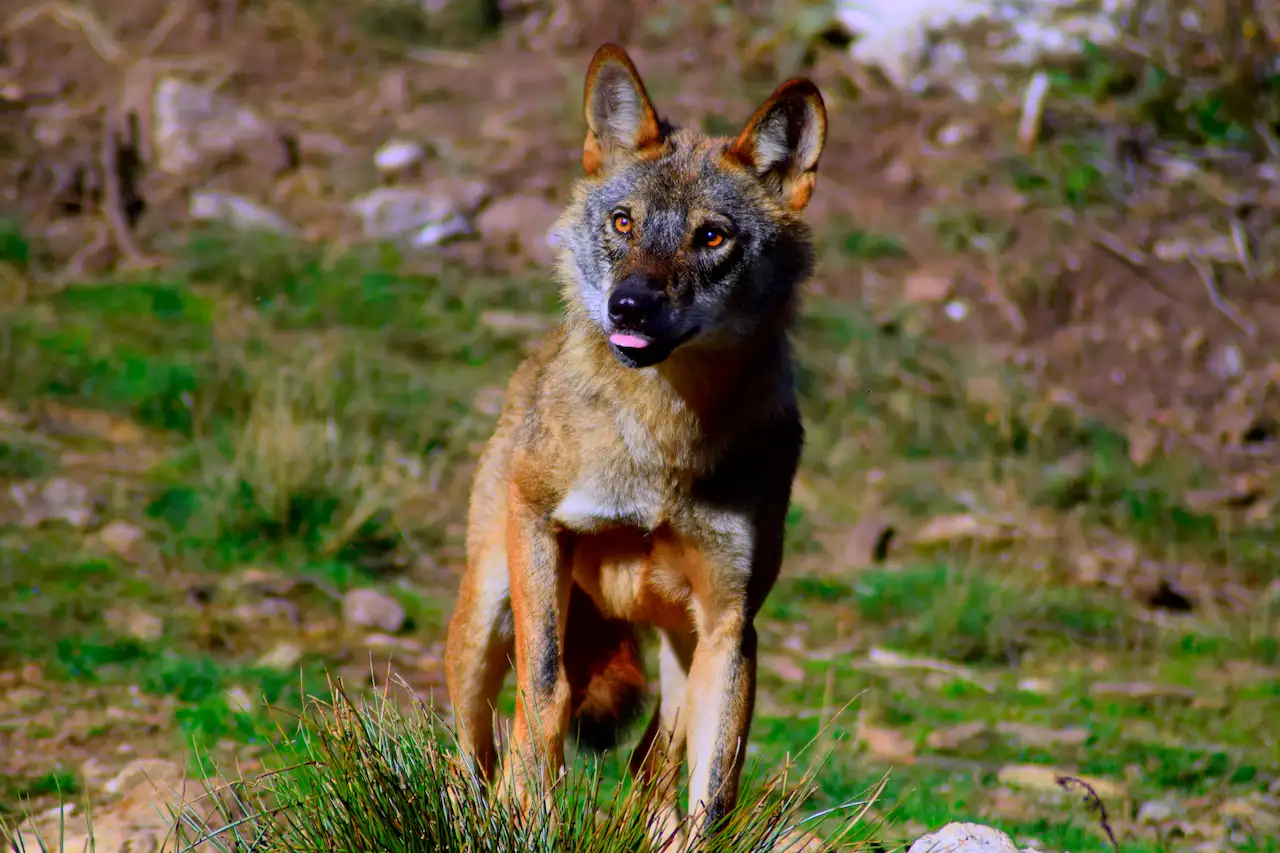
[630,625,696,851]
[497,484,573,811]
[684,608,758,838]
[443,538,513,783]
[679,493,789,844]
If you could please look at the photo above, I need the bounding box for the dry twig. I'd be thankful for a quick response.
[861,646,996,693]
[1257,120,1280,162]
[1089,225,1148,269]
[4,0,125,62]
[1056,775,1121,853]
[1190,256,1257,338]
[1229,215,1258,281]
[99,102,159,268]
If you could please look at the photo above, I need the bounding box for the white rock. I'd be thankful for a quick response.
[835,0,989,89]
[105,607,163,643]
[190,191,298,235]
[102,759,185,796]
[908,822,1020,853]
[1152,234,1237,264]
[33,108,77,148]
[257,642,304,671]
[11,477,96,528]
[1209,344,1244,379]
[905,270,955,303]
[1138,799,1182,824]
[342,588,407,633]
[374,138,426,173]
[15,758,211,853]
[350,179,488,247]
[412,214,472,247]
[153,77,279,175]
[98,520,146,560]
[834,0,1133,95]
[937,121,976,147]
[225,686,255,715]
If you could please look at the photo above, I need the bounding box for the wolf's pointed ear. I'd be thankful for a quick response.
[583,44,663,176]
[728,79,827,211]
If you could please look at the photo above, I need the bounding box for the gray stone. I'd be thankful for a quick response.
[189,191,298,235]
[153,77,281,175]
[1138,799,1183,824]
[908,823,1025,853]
[342,588,407,633]
[350,179,488,247]
[374,139,426,174]
[11,477,96,528]
[834,0,1134,97]
[257,642,304,671]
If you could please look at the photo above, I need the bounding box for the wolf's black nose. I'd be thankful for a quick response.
[608,275,667,329]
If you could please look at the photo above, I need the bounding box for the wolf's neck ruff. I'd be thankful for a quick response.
[565,317,794,439]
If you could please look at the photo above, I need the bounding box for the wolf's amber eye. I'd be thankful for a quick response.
[698,228,727,249]
[612,213,632,235]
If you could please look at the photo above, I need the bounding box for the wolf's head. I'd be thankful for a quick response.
[554,44,827,370]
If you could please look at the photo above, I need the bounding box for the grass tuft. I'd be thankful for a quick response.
[141,677,884,853]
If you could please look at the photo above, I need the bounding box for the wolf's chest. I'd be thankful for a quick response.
[550,472,666,533]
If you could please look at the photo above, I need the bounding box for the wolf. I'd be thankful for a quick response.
[444,41,827,845]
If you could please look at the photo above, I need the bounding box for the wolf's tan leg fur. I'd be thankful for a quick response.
[496,484,573,808]
[684,612,756,838]
[630,625,696,850]
[444,538,513,782]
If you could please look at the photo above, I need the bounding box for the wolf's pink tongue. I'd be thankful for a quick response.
[609,334,649,348]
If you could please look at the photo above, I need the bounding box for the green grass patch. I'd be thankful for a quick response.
[1003,141,1110,209]
[0,218,31,267]
[51,633,323,754]
[840,228,909,260]
[766,564,1136,665]
[353,0,501,50]
[0,439,54,480]
[1050,39,1279,151]
[2,232,557,575]
[0,540,156,667]
[919,207,1015,255]
[4,279,244,436]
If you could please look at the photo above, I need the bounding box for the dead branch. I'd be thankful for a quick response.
[1055,775,1120,853]
[139,0,188,56]
[1229,215,1258,281]
[1190,256,1257,339]
[100,101,161,269]
[4,1,125,63]
[1089,225,1148,269]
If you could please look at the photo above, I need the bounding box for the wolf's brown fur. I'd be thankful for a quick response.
[444,42,827,845]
